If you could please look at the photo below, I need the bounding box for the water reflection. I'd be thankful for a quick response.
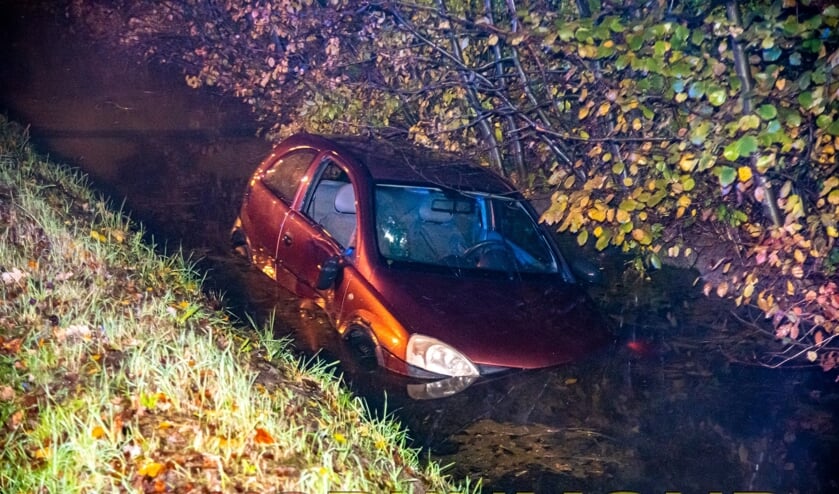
[1,9,837,494]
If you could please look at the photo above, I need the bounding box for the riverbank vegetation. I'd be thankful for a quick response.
[0,115,468,492]
[79,0,839,374]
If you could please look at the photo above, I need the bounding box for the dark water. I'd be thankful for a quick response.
[1,7,836,493]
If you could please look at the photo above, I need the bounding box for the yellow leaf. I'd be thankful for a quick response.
[716,281,729,297]
[794,249,806,263]
[632,118,642,131]
[827,225,838,238]
[596,102,611,117]
[487,34,499,46]
[616,209,631,223]
[588,208,607,222]
[333,432,347,444]
[679,153,697,172]
[738,166,753,182]
[138,461,165,478]
[578,106,590,120]
[631,228,651,245]
[90,230,106,243]
[786,280,795,295]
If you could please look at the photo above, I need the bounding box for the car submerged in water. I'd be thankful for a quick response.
[232,134,611,389]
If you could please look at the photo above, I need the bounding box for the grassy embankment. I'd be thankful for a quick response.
[0,115,472,493]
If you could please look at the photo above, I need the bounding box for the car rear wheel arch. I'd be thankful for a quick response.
[230,218,252,260]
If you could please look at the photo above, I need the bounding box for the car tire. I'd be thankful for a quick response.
[230,223,251,260]
[346,328,379,371]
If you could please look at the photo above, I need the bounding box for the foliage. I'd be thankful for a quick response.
[101,0,839,370]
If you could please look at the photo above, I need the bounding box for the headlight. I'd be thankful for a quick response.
[406,334,479,377]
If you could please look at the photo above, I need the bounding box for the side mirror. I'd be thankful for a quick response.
[316,255,343,290]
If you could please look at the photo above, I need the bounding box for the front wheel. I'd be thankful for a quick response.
[346,329,379,371]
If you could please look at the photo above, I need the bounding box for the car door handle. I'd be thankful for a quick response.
[282,233,293,246]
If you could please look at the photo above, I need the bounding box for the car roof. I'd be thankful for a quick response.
[282,133,517,195]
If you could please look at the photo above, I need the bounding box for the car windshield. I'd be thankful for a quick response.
[374,184,558,273]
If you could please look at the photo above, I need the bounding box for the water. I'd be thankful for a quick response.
[1,6,836,493]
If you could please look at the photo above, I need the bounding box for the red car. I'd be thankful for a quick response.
[232,134,611,379]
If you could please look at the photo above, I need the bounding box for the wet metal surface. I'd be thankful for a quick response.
[1,8,837,493]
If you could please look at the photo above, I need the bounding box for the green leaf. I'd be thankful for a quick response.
[690,121,711,145]
[723,142,740,161]
[575,26,592,42]
[707,87,727,106]
[762,47,781,61]
[803,38,823,53]
[783,110,802,127]
[755,153,776,174]
[649,253,662,270]
[827,120,839,136]
[817,114,832,129]
[717,166,737,187]
[627,33,643,51]
[757,104,777,120]
[739,115,761,131]
[557,23,575,42]
[577,229,589,246]
[615,53,630,70]
[688,81,705,99]
[595,230,611,251]
[654,40,668,57]
[799,91,814,109]
[738,135,758,156]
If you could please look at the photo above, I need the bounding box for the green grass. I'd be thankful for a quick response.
[0,115,475,493]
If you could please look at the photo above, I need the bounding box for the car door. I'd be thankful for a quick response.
[243,148,318,271]
[277,157,356,300]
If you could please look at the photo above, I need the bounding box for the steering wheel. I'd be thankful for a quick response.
[462,239,515,270]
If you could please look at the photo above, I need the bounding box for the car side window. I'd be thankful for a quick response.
[305,161,356,248]
[261,150,317,202]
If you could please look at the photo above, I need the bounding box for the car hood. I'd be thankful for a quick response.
[370,266,613,369]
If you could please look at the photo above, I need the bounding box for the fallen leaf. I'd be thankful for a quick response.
[1,268,26,285]
[0,386,15,401]
[254,427,274,445]
[1,337,22,353]
[138,461,166,478]
[4,408,22,431]
[33,447,51,459]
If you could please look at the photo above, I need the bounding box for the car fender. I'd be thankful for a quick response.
[335,266,411,363]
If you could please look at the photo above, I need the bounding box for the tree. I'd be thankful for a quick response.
[100,0,839,371]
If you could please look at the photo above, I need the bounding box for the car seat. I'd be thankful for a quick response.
[320,183,356,247]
